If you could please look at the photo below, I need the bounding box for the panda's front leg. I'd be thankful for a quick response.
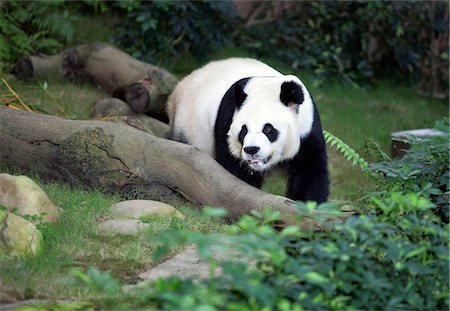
[286,129,329,203]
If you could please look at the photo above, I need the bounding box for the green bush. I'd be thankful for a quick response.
[74,197,448,310]
[113,0,239,64]
[238,1,373,86]
[238,1,448,86]
[114,1,448,86]
[0,1,74,71]
[367,119,449,222]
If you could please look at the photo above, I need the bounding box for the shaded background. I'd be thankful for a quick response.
[1,0,448,96]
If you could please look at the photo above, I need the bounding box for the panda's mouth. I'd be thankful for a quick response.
[246,155,272,170]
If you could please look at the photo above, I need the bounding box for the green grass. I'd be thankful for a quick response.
[317,80,447,152]
[0,167,224,301]
[317,80,447,200]
[0,168,118,300]
[1,74,106,120]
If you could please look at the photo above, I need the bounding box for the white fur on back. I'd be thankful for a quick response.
[167,58,280,155]
[167,58,314,161]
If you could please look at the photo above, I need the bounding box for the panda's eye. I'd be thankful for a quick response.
[263,123,279,142]
[263,123,273,134]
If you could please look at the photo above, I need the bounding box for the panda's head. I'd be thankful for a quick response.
[227,75,314,172]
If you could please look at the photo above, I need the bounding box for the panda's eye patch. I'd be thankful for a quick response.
[263,123,279,142]
[238,125,248,144]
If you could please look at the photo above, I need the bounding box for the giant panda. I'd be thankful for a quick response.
[167,58,329,203]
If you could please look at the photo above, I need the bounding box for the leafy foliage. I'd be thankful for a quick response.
[113,0,239,64]
[0,1,74,71]
[324,130,369,170]
[74,197,448,310]
[237,1,448,86]
[1,0,447,88]
[367,119,449,221]
[113,1,448,86]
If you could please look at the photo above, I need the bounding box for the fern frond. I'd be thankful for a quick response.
[323,129,369,171]
[32,11,74,43]
[365,138,391,161]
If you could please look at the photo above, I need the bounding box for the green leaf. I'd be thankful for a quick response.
[41,81,48,91]
[280,226,301,237]
[405,246,427,259]
[304,271,329,284]
[323,129,369,171]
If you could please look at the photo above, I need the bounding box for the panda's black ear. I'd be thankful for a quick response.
[234,83,248,109]
[280,81,304,113]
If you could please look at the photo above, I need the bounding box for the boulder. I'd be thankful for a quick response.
[98,219,149,236]
[137,245,212,281]
[391,128,446,157]
[111,200,183,220]
[0,174,59,224]
[91,98,135,118]
[0,210,43,257]
[123,244,253,292]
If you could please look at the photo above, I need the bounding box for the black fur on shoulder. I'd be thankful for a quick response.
[214,78,263,188]
[285,104,329,203]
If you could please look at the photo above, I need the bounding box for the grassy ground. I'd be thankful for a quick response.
[0,166,224,302]
[0,15,448,302]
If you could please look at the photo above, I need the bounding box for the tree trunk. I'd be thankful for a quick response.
[12,42,178,120]
[0,107,346,230]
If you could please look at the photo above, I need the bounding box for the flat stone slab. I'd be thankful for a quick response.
[391,128,446,139]
[123,245,253,293]
[98,219,149,235]
[111,200,183,220]
[138,245,213,281]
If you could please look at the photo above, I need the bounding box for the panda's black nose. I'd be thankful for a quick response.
[244,146,260,155]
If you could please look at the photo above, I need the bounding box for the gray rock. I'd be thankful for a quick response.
[137,245,212,281]
[0,210,43,257]
[391,128,447,157]
[0,173,59,224]
[123,244,254,293]
[91,98,135,118]
[98,219,149,235]
[111,200,183,220]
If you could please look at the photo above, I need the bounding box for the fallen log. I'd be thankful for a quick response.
[0,107,347,230]
[12,42,178,121]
